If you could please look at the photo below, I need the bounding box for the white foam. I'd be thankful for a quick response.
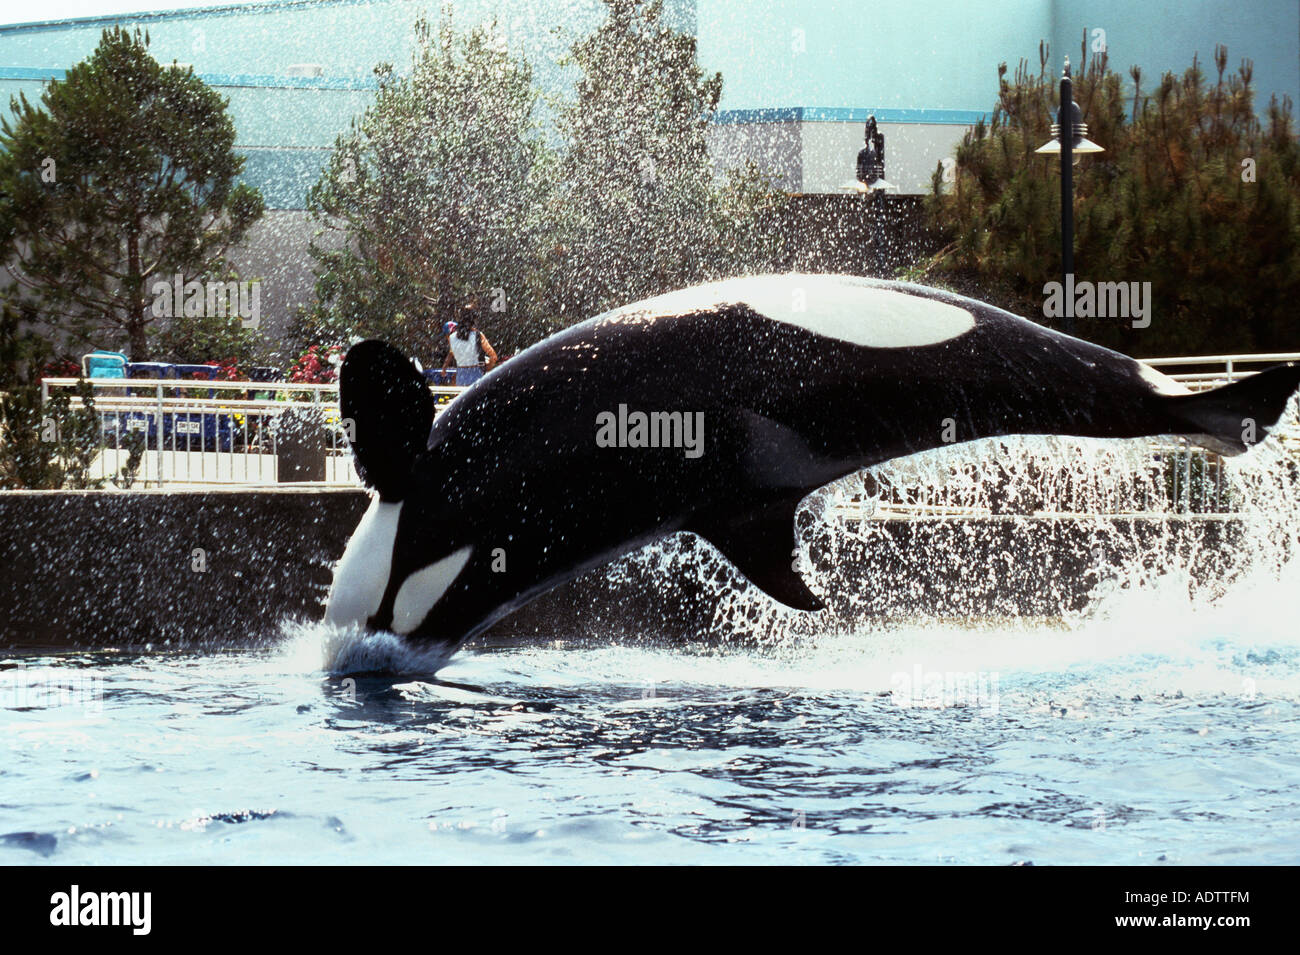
[328,628,456,675]
[600,274,975,348]
[279,620,459,675]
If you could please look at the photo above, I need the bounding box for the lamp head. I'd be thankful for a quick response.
[1035,99,1104,160]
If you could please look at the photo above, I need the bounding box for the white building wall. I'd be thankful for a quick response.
[800,121,970,195]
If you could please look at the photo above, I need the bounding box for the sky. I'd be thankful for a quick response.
[1,1,267,26]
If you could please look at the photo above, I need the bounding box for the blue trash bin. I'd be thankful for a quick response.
[124,363,177,448]
[171,364,235,451]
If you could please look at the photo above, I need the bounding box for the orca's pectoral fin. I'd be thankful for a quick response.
[340,340,434,501]
[689,498,826,613]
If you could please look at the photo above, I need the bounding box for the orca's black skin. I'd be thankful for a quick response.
[335,276,1300,652]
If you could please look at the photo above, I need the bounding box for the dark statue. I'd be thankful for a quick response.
[856,115,885,185]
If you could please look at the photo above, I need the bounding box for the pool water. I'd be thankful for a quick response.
[3,559,1298,865]
[7,429,1300,865]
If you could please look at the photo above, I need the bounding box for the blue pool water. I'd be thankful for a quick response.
[3,561,1299,865]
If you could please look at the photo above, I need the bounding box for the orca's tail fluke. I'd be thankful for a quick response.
[1164,362,1300,454]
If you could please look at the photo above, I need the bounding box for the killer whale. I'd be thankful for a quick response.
[326,273,1300,653]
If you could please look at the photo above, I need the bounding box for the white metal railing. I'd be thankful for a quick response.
[848,439,1234,516]
[40,377,465,488]
[1145,352,1300,392]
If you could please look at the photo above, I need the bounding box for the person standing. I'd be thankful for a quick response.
[441,294,498,386]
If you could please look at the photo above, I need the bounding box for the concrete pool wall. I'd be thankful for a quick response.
[0,489,1244,649]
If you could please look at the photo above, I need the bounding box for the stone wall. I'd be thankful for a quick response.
[0,489,1243,651]
[0,488,367,649]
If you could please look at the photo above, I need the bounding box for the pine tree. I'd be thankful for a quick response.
[918,38,1300,356]
[0,301,103,489]
[0,27,264,360]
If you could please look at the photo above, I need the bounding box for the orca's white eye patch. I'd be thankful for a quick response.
[391,546,473,635]
[602,274,976,348]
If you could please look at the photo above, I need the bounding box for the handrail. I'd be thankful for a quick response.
[42,376,340,391]
[1138,352,1300,391]
[46,356,1300,390]
[60,396,342,413]
[40,376,466,399]
[1143,352,1300,366]
[1163,371,1248,381]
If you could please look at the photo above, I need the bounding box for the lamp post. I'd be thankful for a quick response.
[1036,58,1103,337]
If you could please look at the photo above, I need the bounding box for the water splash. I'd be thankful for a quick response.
[279,618,456,676]
[599,397,1300,649]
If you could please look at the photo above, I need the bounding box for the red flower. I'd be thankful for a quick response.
[287,343,341,383]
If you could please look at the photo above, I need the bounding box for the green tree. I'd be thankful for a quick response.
[0,26,264,360]
[0,302,102,489]
[152,286,267,372]
[300,10,552,358]
[917,39,1300,356]
[550,0,785,320]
